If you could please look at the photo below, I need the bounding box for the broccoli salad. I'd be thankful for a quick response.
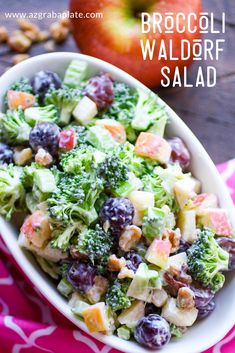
[0,59,234,350]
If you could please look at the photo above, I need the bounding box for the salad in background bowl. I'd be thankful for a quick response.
[0,53,234,353]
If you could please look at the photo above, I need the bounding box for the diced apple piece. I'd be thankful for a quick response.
[70,296,90,317]
[7,90,35,110]
[151,288,168,308]
[13,147,32,166]
[167,252,187,272]
[18,233,67,262]
[134,132,171,164]
[178,210,197,243]
[185,193,218,213]
[20,210,51,248]
[127,263,158,301]
[145,239,171,268]
[128,190,154,212]
[128,190,154,226]
[68,292,85,308]
[38,243,68,262]
[96,119,126,144]
[118,301,145,328]
[174,177,201,209]
[132,209,145,226]
[59,129,77,150]
[197,208,233,236]
[73,96,98,125]
[82,302,110,333]
[162,298,198,327]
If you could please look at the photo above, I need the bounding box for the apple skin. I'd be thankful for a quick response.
[70,0,202,87]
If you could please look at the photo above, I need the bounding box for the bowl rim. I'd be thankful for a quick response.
[0,52,235,353]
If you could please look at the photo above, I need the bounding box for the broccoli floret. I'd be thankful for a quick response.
[141,174,176,210]
[48,172,103,225]
[0,164,25,219]
[97,155,129,190]
[24,105,58,126]
[2,109,31,144]
[100,82,138,142]
[117,142,156,177]
[101,82,137,120]
[45,87,81,125]
[187,228,229,292]
[77,224,113,264]
[0,113,5,141]
[132,88,168,136]
[60,145,105,175]
[9,78,33,93]
[51,222,86,251]
[141,165,184,212]
[106,280,131,312]
[113,171,141,198]
[50,165,63,184]
[142,207,166,241]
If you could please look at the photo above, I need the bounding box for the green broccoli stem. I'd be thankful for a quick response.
[60,106,73,125]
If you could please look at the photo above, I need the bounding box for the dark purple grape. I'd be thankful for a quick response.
[190,285,214,309]
[145,304,161,316]
[0,142,13,164]
[134,314,171,350]
[175,240,190,254]
[67,261,97,293]
[197,300,216,319]
[167,137,190,171]
[100,197,134,236]
[84,73,114,110]
[29,122,60,155]
[216,237,235,270]
[31,70,61,101]
[125,250,142,273]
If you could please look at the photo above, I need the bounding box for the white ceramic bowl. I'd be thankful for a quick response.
[0,52,234,353]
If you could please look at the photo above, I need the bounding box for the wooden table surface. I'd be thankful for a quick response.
[0,0,234,164]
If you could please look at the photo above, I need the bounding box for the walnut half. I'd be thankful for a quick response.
[162,228,181,253]
[108,254,126,272]
[177,287,195,310]
[119,225,142,252]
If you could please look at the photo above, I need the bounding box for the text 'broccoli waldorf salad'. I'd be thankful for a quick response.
[0,59,234,350]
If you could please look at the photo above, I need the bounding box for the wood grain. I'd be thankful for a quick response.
[0,0,234,164]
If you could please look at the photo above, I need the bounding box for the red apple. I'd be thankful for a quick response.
[70,0,202,87]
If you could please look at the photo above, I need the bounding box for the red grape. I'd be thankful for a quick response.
[125,250,143,272]
[84,73,114,110]
[67,261,97,293]
[100,197,134,236]
[134,314,171,349]
[216,237,235,270]
[167,137,190,171]
[197,300,216,319]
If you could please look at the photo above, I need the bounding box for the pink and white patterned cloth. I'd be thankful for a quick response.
[1,160,235,353]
